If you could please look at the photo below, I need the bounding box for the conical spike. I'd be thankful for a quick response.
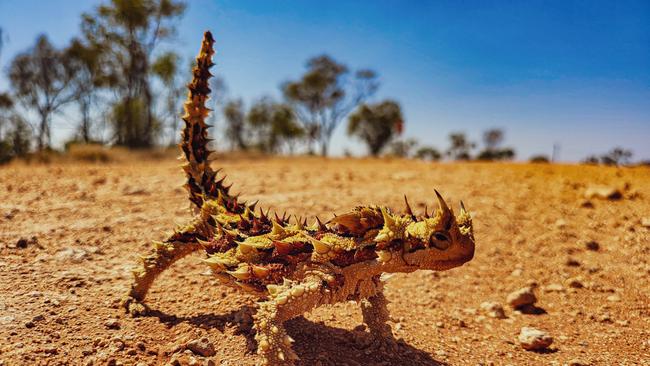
[295,215,304,230]
[434,189,450,214]
[424,205,429,218]
[237,241,257,255]
[273,240,293,256]
[305,236,331,254]
[227,265,251,280]
[259,207,268,222]
[196,238,211,248]
[315,216,327,231]
[380,207,395,226]
[271,220,286,237]
[274,212,282,223]
[153,241,166,251]
[267,284,281,296]
[248,200,259,212]
[243,205,252,219]
[403,195,415,219]
[252,265,270,278]
[202,256,228,271]
[459,200,468,216]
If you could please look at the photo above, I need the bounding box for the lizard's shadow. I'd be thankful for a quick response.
[150,308,447,366]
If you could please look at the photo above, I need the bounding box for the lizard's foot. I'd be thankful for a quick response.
[254,306,299,365]
[122,295,149,317]
[367,329,399,353]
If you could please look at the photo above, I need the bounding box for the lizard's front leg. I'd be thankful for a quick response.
[254,276,327,366]
[360,278,398,351]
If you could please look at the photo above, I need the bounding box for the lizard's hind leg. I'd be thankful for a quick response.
[123,234,202,316]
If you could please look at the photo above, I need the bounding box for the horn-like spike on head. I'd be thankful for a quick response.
[403,195,415,219]
[434,189,450,214]
[424,205,429,218]
[274,212,282,223]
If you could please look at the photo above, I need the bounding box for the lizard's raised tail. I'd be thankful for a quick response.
[181,31,242,213]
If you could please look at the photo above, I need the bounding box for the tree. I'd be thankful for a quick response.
[389,138,418,158]
[0,94,31,163]
[81,0,186,147]
[223,99,247,151]
[600,147,633,166]
[529,155,550,163]
[151,51,184,146]
[447,132,475,160]
[347,100,403,156]
[247,98,304,154]
[415,146,442,161]
[8,35,78,150]
[476,128,516,161]
[283,55,378,156]
[65,38,105,143]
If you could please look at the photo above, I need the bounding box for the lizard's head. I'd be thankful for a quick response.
[374,191,475,272]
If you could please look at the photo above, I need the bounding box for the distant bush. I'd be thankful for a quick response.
[414,146,442,161]
[529,155,550,163]
[582,147,633,166]
[66,143,112,162]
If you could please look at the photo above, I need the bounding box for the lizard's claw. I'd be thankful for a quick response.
[122,295,149,317]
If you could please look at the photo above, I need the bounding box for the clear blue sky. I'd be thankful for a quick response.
[1,0,649,161]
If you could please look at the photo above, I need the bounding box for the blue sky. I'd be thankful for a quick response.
[1,0,649,161]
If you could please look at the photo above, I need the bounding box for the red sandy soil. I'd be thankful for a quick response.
[0,156,648,365]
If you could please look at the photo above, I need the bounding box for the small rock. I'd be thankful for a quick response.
[579,200,594,208]
[479,301,507,319]
[584,185,622,200]
[584,241,600,251]
[606,294,621,302]
[25,321,35,328]
[566,278,584,289]
[186,337,215,357]
[641,217,650,228]
[518,327,553,351]
[55,247,89,263]
[555,219,567,228]
[544,283,564,292]
[506,287,537,309]
[565,258,581,267]
[104,318,120,330]
[16,238,28,248]
[0,315,15,325]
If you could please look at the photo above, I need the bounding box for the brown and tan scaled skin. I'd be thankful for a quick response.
[123,31,476,366]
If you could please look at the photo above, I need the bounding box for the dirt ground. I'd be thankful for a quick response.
[0,156,648,366]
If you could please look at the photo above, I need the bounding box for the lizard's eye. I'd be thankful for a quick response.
[429,231,451,250]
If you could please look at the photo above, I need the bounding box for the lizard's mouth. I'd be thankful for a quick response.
[402,248,474,271]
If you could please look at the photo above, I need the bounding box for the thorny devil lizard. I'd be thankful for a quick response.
[123,31,476,366]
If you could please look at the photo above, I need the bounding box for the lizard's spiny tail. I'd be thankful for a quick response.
[181,31,239,213]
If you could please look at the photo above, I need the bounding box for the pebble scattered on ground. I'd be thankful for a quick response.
[518,327,553,351]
